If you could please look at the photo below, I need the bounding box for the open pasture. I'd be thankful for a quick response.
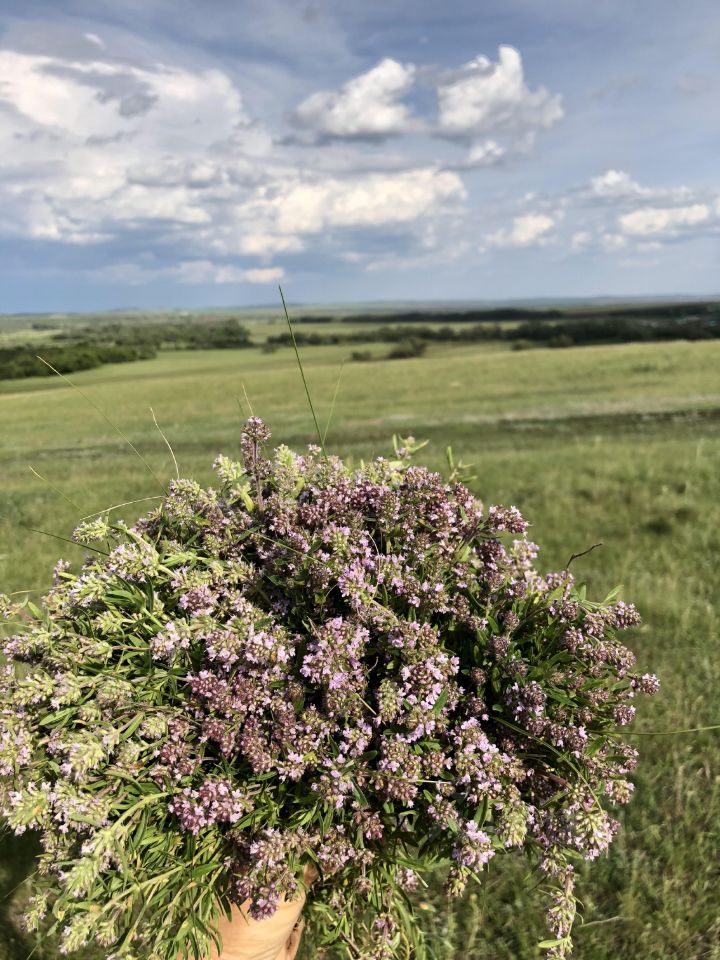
[1,338,719,959]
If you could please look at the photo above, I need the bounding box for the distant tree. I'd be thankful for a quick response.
[387,338,428,359]
[548,333,574,349]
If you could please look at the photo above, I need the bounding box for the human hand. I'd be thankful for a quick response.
[211,895,304,960]
[208,865,317,960]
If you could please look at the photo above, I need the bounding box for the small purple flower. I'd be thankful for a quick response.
[178,585,217,617]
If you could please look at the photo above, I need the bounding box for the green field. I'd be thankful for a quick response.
[1,338,719,959]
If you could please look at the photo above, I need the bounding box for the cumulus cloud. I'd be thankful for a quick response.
[241,266,285,283]
[197,167,464,263]
[0,41,475,284]
[0,31,574,291]
[534,170,720,257]
[619,204,709,235]
[559,171,720,254]
[227,233,306,257]
[0,46,274,249]
[462,139,507,168]
[291,58,416,140]
[586,169,694,208]
[171,261,285,284]
[258,168,465,234]
[436,46,563,140]
[0,50,253,147]
[290,46,562,166]
[106,260,285,285]
[589,169,646,198]
[486,213,555,248]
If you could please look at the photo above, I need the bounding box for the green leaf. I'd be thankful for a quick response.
[121,712,146,741]
[38,707,76,727]
[432,687,449,715]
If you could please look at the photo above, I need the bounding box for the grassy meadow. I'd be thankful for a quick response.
[1,335,719,959]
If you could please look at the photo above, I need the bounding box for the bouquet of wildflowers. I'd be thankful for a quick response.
[0,418,658,960]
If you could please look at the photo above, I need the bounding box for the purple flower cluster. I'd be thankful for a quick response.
[169,779,251,835]
[0,419,658,960]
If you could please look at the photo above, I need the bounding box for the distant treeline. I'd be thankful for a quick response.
[53,318,252,350]
[1,319,251,380]
[267,324,505,348]
[512,314,719,346]
[293,308,565,325]
[0,344,155,380]
[292,301,720,326]
[3,304,719,381]
[267,313,720,351]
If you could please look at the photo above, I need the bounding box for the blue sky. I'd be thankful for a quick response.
[0,0,719,311]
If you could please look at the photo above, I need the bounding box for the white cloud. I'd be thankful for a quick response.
[245,168,465,236]
[462,139,507,167]
[587,169,693,206]
[229,233,306,256]
[619,203,709,235]
[290,46,562,166]
[83,33,106,50]
[0,43,471,277]
[159,167,465,266]
[590,169,645,198]
[171,260,238,283]
[0,50,250,143]
[241,266,285,283]
[568,172,719,252]
[292,58,416,139]
[527,173,720,257]
[436,46,563,140]
[486,213,555,248]
[109,260,285,285]
[0,47,274,248]
[0,37,574,289]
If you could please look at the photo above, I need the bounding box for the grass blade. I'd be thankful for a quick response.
[35,356,166,492]
[322,362,345,447]
[79,496,163,521]
[241,383,254,417]
[150,407,180,480]
[278,286,325,454]
[0,514,108,555]
[27,465,82,511]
